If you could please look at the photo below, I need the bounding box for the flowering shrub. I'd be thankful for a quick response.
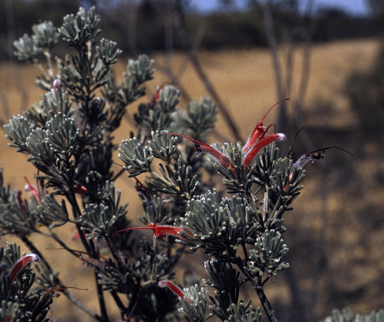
[0,6,372,322]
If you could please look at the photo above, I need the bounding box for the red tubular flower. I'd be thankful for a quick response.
[158,280,193,304]
[73,184,88,195]
[243,133,286,169]
[113,223,193,240]
[24,177,40,205]
[160,100,289,174]
[161,133,236,174]
[9,253,39,284]
[243,98,289,152]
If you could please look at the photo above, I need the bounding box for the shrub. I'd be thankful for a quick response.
[0,6,370,322]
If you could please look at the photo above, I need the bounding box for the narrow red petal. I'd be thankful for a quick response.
[15,190,25,215]
[243,133,286,169]
[158,280,193,304]
[24,177,41,205]
[9,253,39,284]
[73,184,88,195]
[151,86,161,105]
[243,98,289,152]
[162,133,236,174]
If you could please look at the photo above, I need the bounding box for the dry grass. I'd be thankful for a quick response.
[0,38,382,321]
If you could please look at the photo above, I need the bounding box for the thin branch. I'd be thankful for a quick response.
[111,168,126,182]
[95,268,108,321]
[21,236,54,273]
[111,290,126,315]
[21,235,103,322]
[153,63,193,103]
[175,17,207,79]
[258,1,288,132]
[243,268,278,322]
[172,0,243,142]
[50,233,84,258]
[61,288,104,322]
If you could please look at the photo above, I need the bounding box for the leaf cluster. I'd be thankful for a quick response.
[0,243,54,322]
[320,307,384,322]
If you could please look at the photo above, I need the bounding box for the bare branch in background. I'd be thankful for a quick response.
[172,0,243,142]
[258,0,288,132]
[253,1,335,321]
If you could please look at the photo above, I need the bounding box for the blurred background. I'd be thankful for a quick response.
[1,0,384,321]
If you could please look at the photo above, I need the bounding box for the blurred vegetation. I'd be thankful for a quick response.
[0,0,81,60]
[345,40,384,140]
[343,2,384,142]
[0,0,383,61]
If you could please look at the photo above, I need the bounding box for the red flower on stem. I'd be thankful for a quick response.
[160,99,289,172]
[113,222,193,240]
[243,98,289,152]
[158,280,193,304]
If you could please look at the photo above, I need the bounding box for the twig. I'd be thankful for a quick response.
[111,291,126,316]
[258,1,288,132]
[95,268,108,321]
[50,233,85,258]
[172,0,243,142]
[61,288,104,322]
[21,235,103,322]
[242,267,278,322]
[21,236,54,274]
